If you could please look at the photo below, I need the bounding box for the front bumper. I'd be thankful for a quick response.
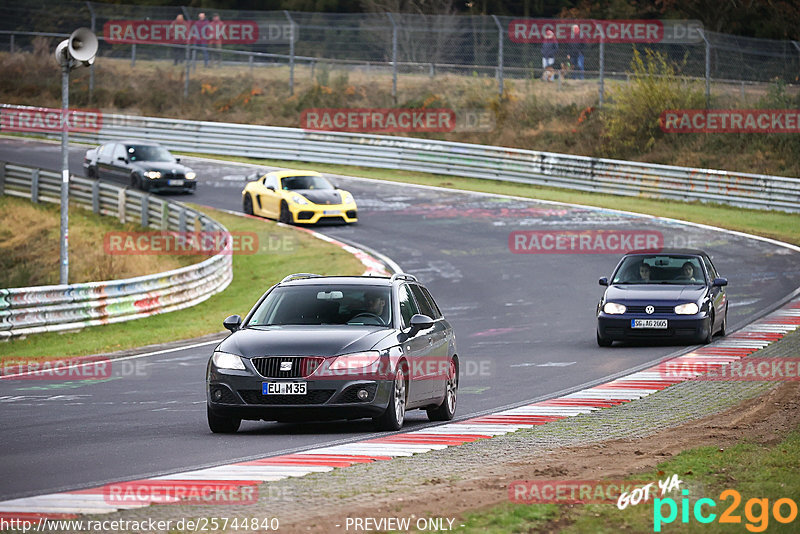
[289,203,357,224]
[597,313,710,342]
[207,367,392,421]
[145,177,197,192]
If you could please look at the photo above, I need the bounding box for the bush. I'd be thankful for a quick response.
[602,49,704,156]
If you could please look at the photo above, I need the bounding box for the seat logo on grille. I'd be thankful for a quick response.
[280,361,292,371]
[645,305,655,314]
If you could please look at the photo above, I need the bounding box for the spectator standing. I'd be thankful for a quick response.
[169,14,189,65]
[209,13,224,67]
[541,29,557,82]
[566,24,585,80]
[195,12,210,68]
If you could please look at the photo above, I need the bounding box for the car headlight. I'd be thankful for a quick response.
[674,303,699,315]
[329,351,381,370]
[144,171,161,180]
[291,194,310,205]
[340,191,354,204]
[212,350,245,370]
[603,302,627,314]
[185,172,196,180]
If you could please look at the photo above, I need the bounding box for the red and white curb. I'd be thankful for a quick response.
[1,299,798,520]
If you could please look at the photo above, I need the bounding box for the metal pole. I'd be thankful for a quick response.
[59,62,70,284]
[86,1,95,103]
[700,30,710,109]
[131,43,136,67]
[492,15,503,96]
[284,11,296,95]
[598,40,605,107]
[9,33,13,53]
[387,13,397,103]
[182,7,191,98]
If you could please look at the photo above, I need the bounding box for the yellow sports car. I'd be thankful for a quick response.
[241,170,358,224]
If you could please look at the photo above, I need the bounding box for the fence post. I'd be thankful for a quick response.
[9,33,13,53]
[141,194,149,227]
[87,1,95,103]
[387,13,398,103]
[131,43,136,67]
[492,15,504,96]
[0,161,5,196]
[91,179,99,214]
[31,169,40,203]
[598,39,605,107]
[284,11,296,95]
[700,30,710,109]
[182,7,191,99]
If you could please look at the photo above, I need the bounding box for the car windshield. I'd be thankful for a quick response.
[127,145,175,162]
[612,255,706,285]
[246,285,392,327]
[281,175,333,191]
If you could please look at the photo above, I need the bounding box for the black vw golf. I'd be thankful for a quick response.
[206,274,458,433]
[596,249,728,346]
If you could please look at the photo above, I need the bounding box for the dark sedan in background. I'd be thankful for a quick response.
[596,249,728,346]
[206,273,459,433]
[84,141,196,193]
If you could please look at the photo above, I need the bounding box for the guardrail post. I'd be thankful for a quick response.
[118,188,126,223]
[492,15,504,96]
[160,200,168,230]
[141,194,149,227]
[179,209,186,233]
[91,179,99,214]
[31,168,40,203]
[0,162,5,196]
[284,10,296,95]
[387,13,398,104]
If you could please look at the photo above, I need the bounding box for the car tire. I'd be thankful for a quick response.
[279,201,292,224]
[596,330,613,347]
[130,173,141,190]
[86,165,96,179]
[427,358,457,422]
[719,306,728,337]
[207,406,241,434]
[701,311,714,344]
[375,366,406,431]
[243,194,254,215]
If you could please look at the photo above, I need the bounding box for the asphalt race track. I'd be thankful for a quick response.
[1,137,799,501]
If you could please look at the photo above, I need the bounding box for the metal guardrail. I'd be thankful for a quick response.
[6,105,795,213]
[0,161,233,339]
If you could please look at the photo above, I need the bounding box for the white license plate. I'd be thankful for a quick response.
[631,319,668,329]
[323,210,341,215]
[263,382,306,395]
[168,179,184,186]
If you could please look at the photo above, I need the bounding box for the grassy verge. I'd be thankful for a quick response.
[458,428,800,533]
[0,196,198,287]
[0,206,365,360]
[185,153,800,247]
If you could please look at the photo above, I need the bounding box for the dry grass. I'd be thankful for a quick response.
[0,196,198,287]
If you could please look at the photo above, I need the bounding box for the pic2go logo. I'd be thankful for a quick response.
[654,489,798,532]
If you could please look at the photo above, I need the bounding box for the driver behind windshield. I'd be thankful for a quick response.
[677,261,698,281]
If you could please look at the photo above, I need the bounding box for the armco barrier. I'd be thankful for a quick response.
[3,104,797,212]
[0,161,233,339]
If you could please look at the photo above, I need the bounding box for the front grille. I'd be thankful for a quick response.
[238,389,335,405]
[625,305,675,314]
[251,357,323,378]
[162,172,185,180]
[297,211,315,220]
[337,383,378,403]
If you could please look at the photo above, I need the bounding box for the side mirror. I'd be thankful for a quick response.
[407,313,434,337]
[223,314,242,332]
[599,277,609,286]
[712,278,728,287]
[267,186,275,191]
[175,157,181,163]
[117,156,127,162]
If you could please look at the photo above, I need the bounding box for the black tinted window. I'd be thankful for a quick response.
[409,284,436,319]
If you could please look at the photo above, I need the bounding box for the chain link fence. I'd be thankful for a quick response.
[1,0,799,104]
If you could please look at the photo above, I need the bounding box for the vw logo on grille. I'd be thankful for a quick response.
[645,305,655,314]
[280,361,292,371]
